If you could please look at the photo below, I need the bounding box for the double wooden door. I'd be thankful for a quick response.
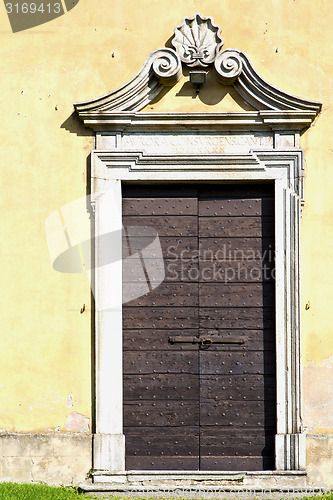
[122,184,276,471]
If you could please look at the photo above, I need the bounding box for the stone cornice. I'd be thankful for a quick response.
[93,151,262,170]
[77,110,319,132]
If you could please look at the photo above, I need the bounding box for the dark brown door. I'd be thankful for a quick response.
[122,184,276,471]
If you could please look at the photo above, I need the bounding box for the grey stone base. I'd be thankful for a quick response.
[0,432,92,486]
[80,471,314,498]
[0,432,332,491]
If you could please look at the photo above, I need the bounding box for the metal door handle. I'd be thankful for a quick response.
[168,336,246,345]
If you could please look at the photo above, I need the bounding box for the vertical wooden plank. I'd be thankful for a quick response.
[122,185,200,470]
[198,184,276,471]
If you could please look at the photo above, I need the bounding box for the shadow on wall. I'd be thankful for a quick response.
[150,66,256,109]
[56,113,96,430]
[61,111,93,137]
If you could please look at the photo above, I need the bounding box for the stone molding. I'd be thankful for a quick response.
[89,143,305,476]
[74,13,321,118]
[74,48,182,114]
[214,49,321,112]
[77,110,318,133]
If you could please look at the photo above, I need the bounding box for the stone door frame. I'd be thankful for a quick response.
[88,115,306,479]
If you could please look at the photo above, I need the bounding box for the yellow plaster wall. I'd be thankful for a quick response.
[0,0,332,435]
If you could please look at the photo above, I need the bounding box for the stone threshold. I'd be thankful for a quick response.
[79,470,315,497]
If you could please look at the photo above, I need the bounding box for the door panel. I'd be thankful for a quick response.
[124,401,199,427]
[198,197,275,216]
[199,283,275,307]
[123,307,198,330]
[198,185,276,470]
[200,374,276,400]
[199,307,275,330]
[125,426,199,470]
[199,456,275,471]
[199,237,274,259]
[125,283,198,307]
[198,260,274,283]
[123,328,199,351]
[199,350,276,375]
[122,184,276,471]
[200,428,275,452]
[124,215,197,236]
[123,235,198,258]
[123,185,200,470]
[123,373,199,400]
[199,216,275,237]
[122,197,198,216]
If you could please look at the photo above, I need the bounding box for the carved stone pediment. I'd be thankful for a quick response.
[74,14,321,129]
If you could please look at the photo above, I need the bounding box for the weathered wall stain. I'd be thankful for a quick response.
[64,412,90,433]
[303,357,333,432]
[306,435,333,487]
[0,433,91,486]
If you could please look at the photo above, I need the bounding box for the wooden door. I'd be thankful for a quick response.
[122,186,200,470]
[198,186,276,470]
[122,184,276,471]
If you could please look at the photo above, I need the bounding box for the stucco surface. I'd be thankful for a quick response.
[0,433,91,486]
[306,435,333,487]
[0,0,333,484]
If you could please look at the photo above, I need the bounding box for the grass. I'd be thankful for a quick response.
[0,482,100,500]
[0,483,333,500]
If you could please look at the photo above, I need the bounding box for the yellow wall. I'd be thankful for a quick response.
[0,0,332,435]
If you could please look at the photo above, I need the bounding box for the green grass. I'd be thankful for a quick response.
[0,482,99,500]
[0,483,332,500]
[300,497,333,500]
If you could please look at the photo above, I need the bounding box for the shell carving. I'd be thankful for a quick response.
[172,13,224,68]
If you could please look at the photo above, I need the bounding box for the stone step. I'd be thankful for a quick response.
[78,470,324,498]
